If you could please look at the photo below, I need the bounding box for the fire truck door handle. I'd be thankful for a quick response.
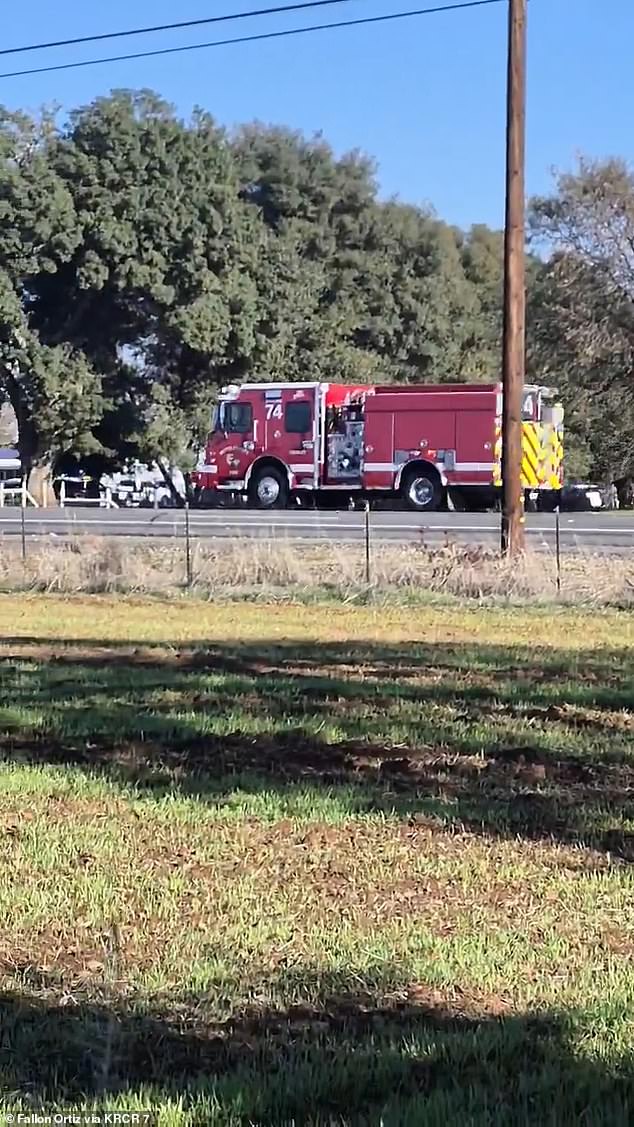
[484,442,492,451]
[303,441,314,450]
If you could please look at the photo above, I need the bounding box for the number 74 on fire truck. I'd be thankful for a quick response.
[192,380,564,511]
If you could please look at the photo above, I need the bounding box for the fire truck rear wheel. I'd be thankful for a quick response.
[249,466,288,509]
[402,467,444,512]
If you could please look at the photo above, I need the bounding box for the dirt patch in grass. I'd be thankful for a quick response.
[0,788,627,995]
[2,725,633,857]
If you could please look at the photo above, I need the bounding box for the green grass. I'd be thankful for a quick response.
[0,596,633,1124]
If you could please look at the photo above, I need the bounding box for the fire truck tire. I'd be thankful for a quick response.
[401,466,444,512]
[248,465,289,509]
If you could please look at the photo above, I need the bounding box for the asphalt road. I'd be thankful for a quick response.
[0,505,633,552]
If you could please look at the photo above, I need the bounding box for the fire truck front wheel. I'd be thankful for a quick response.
[401,466,444,512]
[248,465,289,509]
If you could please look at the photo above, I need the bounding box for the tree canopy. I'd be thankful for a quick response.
[1,90,632,495]
[529,158,634,491]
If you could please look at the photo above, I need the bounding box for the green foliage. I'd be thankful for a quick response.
[1,91,631,486]
[234,126,496,384]
[40,91,249,469]
[529,158,634,487]
[0,107,98,470]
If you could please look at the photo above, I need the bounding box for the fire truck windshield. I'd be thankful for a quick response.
[212,402,252,435]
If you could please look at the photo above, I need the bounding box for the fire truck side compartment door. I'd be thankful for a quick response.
[455,412,496,474]
[394,410,456,462]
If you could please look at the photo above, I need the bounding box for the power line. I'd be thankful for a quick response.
[0,0,505,81]
[0,0,358,59]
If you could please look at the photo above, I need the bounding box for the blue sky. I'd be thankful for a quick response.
[2,0,633,229]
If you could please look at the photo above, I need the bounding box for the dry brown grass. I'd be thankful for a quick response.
[0,534,632,604]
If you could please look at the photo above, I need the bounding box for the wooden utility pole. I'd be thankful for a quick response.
[501,0,527,555]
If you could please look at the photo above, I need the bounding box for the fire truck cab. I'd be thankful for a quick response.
[193,380,563,511]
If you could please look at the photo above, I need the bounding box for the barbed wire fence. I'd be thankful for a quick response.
[2,488,633,605]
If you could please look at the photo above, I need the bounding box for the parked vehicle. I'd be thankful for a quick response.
[533,481,618,513]
[57,473,101,503]
[559,482,615,512]
[192,381,564,512]
[100,463,184,508]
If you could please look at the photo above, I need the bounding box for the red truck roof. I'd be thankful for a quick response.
[372,383,502,395]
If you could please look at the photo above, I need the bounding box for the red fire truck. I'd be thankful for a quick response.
[192,381,564,511]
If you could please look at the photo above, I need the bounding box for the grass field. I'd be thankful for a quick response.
[0,595,633,1124]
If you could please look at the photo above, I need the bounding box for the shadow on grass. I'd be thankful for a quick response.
[0,635,633,857]
[1,973,633,1124]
